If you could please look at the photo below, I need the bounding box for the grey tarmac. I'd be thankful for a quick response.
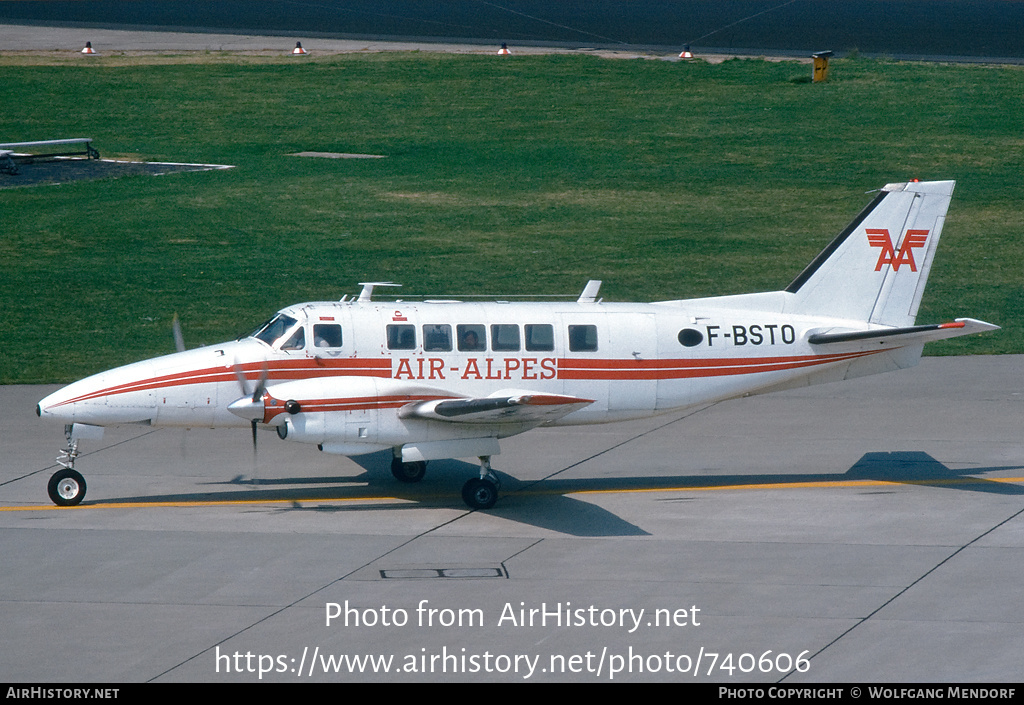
[2,355,1022,682]
[0,22,804,63]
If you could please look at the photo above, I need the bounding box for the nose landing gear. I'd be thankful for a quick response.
[48,426,87,506]
[49,468,87,506]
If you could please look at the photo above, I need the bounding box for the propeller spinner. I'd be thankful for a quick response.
[228,363,270,454]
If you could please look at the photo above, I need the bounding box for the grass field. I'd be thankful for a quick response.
[1,52,1019,384]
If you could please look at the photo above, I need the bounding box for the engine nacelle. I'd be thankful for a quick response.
[262,376,458,452]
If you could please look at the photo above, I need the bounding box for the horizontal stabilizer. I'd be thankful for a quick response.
[400,391,593,425]
[808,318,999,350]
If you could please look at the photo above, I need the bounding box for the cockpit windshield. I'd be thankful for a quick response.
[250,313,300,348]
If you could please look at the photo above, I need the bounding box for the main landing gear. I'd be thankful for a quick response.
[48,426,87,506]
[461,456,500,511]
[391,452,501,510]
[391,457,427,483]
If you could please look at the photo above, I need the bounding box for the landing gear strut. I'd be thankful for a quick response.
[461,456,500,510]
[48,426,87,506]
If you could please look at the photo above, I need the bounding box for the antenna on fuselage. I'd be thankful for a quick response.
[577,280,602,303]
[357,282,401,302]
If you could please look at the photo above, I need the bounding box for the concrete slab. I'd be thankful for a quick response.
[2,355,1023,682]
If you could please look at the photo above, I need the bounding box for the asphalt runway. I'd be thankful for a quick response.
[0,22,797,63]
[2,355,1022,683]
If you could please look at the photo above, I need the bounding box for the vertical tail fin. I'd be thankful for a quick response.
[785,180,954,326]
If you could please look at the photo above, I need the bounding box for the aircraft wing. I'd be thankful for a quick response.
[236,375,592,429]
[808,318,999,350]
[399,390,594,425]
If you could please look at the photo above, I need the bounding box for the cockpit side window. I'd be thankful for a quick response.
[280,325,305,351]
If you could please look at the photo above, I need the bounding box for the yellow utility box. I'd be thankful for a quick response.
[812,51,834,82]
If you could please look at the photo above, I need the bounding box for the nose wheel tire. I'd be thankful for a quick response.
[461,478,498,510]
[48,468,87,507]
[391,458,427,483]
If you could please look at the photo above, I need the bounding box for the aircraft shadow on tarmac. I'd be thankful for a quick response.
[86,450,1024,537]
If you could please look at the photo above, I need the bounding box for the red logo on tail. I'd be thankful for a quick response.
[866,229,929,271]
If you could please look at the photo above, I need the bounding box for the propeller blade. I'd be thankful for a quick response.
[250,420,260,487]
[227,363,270,422]
[172,314,186,353]
[232,362,252,398]
[252,363,270,402]
[232,360,270,401]
[230,359,269,488]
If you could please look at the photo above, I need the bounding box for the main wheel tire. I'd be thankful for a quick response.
[391,458,426,483]
[48,468,87,507]
[461,478,498,510]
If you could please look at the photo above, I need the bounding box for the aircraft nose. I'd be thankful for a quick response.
[37,389,75,422]
[37,377,154,426]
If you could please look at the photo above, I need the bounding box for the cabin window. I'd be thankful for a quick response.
[387,324,416,350]
[677,328,703,347]
[313,324,343,348]
[457,324,486,351]
[490,324,520,351]
[525,324,554,351]
[423,324,452,352]
[568,325,598,352]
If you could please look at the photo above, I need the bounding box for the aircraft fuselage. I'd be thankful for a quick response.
[38,298,909,437]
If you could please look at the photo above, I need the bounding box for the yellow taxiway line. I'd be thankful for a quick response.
[575,475,1024,496]
[3,475,1022,512]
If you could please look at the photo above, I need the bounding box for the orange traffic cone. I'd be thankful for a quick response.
[292,42,308,55]
[678,45,694,59]
[497,42,511,55]
[81,42,96,55]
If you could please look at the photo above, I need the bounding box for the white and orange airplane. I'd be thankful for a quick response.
[37,180,997,509]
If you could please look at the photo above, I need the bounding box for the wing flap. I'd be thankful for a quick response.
[400,391,594,425]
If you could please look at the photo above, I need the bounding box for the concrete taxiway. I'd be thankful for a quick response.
[2,355,1022,682]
